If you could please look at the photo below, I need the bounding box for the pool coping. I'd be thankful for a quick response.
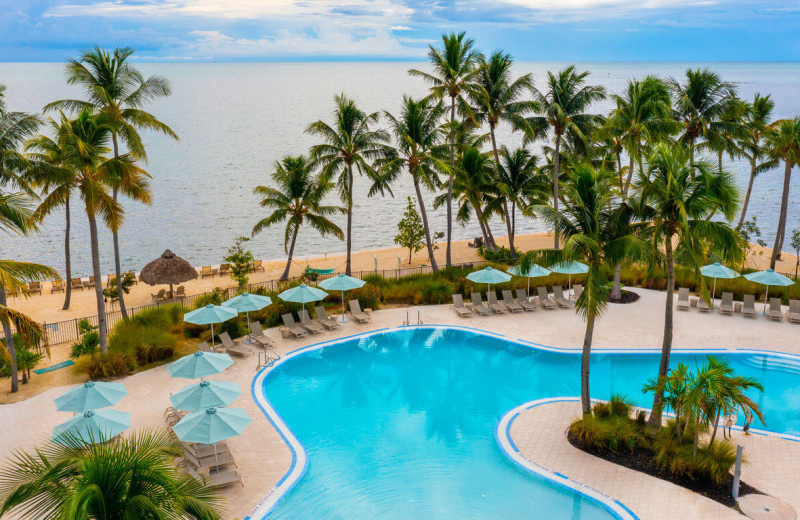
[245,323,800,519]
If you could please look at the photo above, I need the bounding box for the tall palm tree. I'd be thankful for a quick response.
[669,68,737,165]
[0,428,223,519]
[765,117,800,267]
[469,51,535,256]
[496,146,547,250]
[45,46,177,319]
[527,66,607,248]
[518,165,647,414]
[28,110,150,353]
[306,94,392,275]
[409,32,479,267]
[634,144,740,427]
[252,155,345,280]
[382,96,449,272]
[737,94,777,228]
[703,96,749,173]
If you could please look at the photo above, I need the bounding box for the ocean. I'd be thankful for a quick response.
[1,61,799,276]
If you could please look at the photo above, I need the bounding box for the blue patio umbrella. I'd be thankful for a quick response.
[170,380,242,412]
[183,304,238,350]
[508,264,551,296]
[54,381,128,413]
[550,261,589,299]
[466,266,512,294]
[278,284,329,326]
[700,262,740,307]
[173,406,252,472]
[318,274,366,323]
[744,268,794,315]
[52,409,130,445]
[222,292,272,343]
[168,350,233,380]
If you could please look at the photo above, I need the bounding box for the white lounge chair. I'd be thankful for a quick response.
[769,298,783,321]
[515,289,537,312]
[197,341,213,353]
[573,284,583,301]
[249,321,278,349]
[552,286,572,308]
[676,287,690,310]
[742,294,757,319]
[315,306,341,330]
[349,300,371,323]
[788,300,800,324]
[486,291,508,313]
[537,287,558,310]
[219,332,253,358]
[501,290,523,313]
[452,294,473,318]
[698,296,711,312]
[299,309,324,335]
[469,292,491,315]
[720,292,734,315]
[282,314,309,338]
[187,465,243,488]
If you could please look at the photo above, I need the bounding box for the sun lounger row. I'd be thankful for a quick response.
[183,443,244,488]
[281,306,345,338]
[453,287,582,318]
[677,288,800,323]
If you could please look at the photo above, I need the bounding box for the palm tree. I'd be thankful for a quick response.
[28,110,150,353]
[527,66,607,248]
[643,363,690,438]
[703,96,749,173]
[496,146,547,250]
[669,68,737,165]
[737,94,777,228]
[469,51,535,256]
[764,117,800,268]
[252,155,345,280]
[382,96,449,272]
[306,94,392,275]
[0,428,223,519]
[517,165,647,415]
[634,144,740,428]
[409,32,479,267]
[700,357,763,446]
[45,46,177,319]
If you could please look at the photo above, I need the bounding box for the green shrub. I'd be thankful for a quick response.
[71,320,99,359]
[193,289,224,308]
[569,414,610,449]
[349,284,382,310]
[695,440,738,485]
[477,245,515,263]
[75,352,135,380]
[608,395,633,418]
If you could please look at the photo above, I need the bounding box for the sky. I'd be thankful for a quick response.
[2,0,799,62]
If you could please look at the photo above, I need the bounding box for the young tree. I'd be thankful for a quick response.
[791,227,800,279]
[737,94,778,228]
[224,237,254,289]
[394,197,426,264]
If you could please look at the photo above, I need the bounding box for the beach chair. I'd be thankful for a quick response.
[70,278,83,291]
[515,289,537,312]
[698,296,711,313]
[107,274,116,287]
[175,286,186,298]
[501,290,524,313]
[315,306,341,330]
[537,287,558,310]
[152,289,167,302]
[486,291,508,313]
[552,286,573,308]
[187,465,243,488]
[50,280,64,293]
[27,281,42,295]
[282,314,309,338]
[85,276,96,289]
[788,300,800,324]
[249,321,279,349]
[186,442,230,459]
[769,298,783,321]
[469,293,491,315]
[183,449,236,472]
[218,332,253,358]
[299,310,324,335]
[676,288,690,310]
[742,295,757,319]
[720,292,734,315]
[197,342,213,353]
[252,259,265,272]
[201,266,214,279]
[219,263,231,276]
[349,300,371,323]
[573,284,583,301]
[452,294,473,318]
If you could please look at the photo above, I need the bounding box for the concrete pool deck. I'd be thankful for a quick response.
[1,287,799,519]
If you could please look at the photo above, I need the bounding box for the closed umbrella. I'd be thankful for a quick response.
[222,292,272,343]
[508,264,551,297]
[278,284,329,326]
[744,268,794,315]
[466,266,512,294]
[700,262,740,308]
[173,406,252,473]
[52,409,130,445]
[170,380,242,412]
[54,381,128,413]
[318,274,366,323]
[168,350,233,380]
[183,304,238,350]
[550,261,589,300]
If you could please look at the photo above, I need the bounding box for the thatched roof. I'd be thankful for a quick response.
[139,250,198,286]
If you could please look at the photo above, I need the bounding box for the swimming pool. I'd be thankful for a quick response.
[249,326,800,519]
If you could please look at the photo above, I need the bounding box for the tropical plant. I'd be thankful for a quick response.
[306,94,392,275]
[764,117,800,268]
[737,94,777,228]
[252,155,344,280]
[70,319,99,359]
[45,46,177,319]
[634,144,741,427]
[702,95,749,173]
[102,270,135,306]
[409,31,479,267]
[223,236,254,289]
[792,228,800,279]
[737,216,767,270]
[643,363,690,438]
[496,146,547,253]
[527,66,607,248]
[0,428,223,519]
[394,196,426,264]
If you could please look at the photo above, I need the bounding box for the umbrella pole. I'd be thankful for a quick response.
[712,279,717,309]
[214,443,219,475]
[210,323,215,351]
[527,277,530,298]
[763,285,770,316]
[170,283,174,299]
[246,311,252,344]
[568,274,572,300]
[339,289,349,323]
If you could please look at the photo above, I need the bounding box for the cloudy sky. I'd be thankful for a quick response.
[3,0,799,62]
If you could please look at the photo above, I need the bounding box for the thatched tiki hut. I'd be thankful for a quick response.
[140,250,198,298]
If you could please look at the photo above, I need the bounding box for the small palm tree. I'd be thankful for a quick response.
[643,363,690,438]
[737,94,778,228]
[409,31,479,267]
[496,146,547,252]
[527,66,607,248]
[702,96,749,173]
[764,117,800,268]
[306,94,392,275]
[252,155,345,280]
[45,46,177,319]
[0,428,223,519]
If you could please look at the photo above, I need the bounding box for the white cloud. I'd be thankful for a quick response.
[496,0,715,9]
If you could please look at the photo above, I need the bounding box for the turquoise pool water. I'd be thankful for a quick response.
[256,327,800,519]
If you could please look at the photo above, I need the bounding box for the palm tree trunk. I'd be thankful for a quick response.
[770,161,792,268]
[281,222,299,280]
[345,166,354,276]
[738,160,757,228]
[446,95,456,268]
[474,204,490,248]
[475,204,496,250]
[581,313,595,415]
[611,263,622,300]
[616,151,623,192]
[87,209,108,353]
[413,176,438,272]
[649,233,675,428]
[553,135,561,249]
[62,197,72,311]
[489,126,515,257]
[623,153,635,198]
[0,285,19,393]
[709,409,721,445]
[511,200,516,248]
[111,136,127,319]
